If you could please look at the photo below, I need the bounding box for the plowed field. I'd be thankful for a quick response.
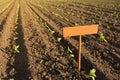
[0,0,120,80]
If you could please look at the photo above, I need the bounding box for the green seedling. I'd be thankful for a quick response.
[59,15,63,19]
[15,25,18,29]
[39,18,43,23]
[106,25,110,29]
[76,15,80,18]
[74,22,79,26]
[14,45,20,53]
[86,68,96,80]
[64,17,69,21]
[70,54,75,58]
[92,19,96,24]
[10,78,14,80]
[99,32,107,42]
[81,16,84,20]
[57,37,62,42]
[50,30,55,34]
[98,22,102,27]
[67,46,74,58]
[44,23,55,34]
[15,32,19,35]
[13,37,18,41]
[54,13,59,17]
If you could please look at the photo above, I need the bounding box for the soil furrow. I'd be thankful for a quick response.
[13,2,30,79]
[0,0,18,79]
[0,2,14,32]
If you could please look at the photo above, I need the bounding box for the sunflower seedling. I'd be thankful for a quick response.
[14,45,20,53]
[57,37,62,42]
[74,22,79,26]
[44,23,55,34]
[99,32,107,42]
[67,46,74,58]
[50,30,55,34]
[106,25,110,29]
[64,17,69,21]
[13,37,18,41]
[86,68,96,80]
[92,19,96,24]
[10,78,14,80]
[15,32,19,35]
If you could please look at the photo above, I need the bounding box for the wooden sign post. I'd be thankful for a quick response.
[63,25,98,71]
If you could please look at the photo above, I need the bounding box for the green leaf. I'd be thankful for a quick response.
[90,76,95,80]
[15,32,19,35]
[70,54,75,58]
[106,25,110,29]
[90,69,96,77]
[57,37,62,42]
[75,23,79,26]
[64,17,69,21]
[14,45,20,53]
[10,78,14,80]
[99,32,107,42]
[51,30,55,34]
[67,46,73,53]
[14,37,18,41]
[87,68,96,80]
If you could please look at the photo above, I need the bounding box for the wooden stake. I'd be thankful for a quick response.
[78,35,82,71]
[63,25,98,71]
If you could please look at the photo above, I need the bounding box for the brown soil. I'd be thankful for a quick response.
[0,0,120,80]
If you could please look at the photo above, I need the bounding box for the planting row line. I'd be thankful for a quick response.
[0,1,15,32]
[0,0,11,6]
[0,0,19,79]
[0,0,14,15]
[44,2,120,28]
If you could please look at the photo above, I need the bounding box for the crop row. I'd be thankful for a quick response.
[0,0,14,15]
[12,3,20,54]
[0,0,11,6]
[26,2,77,58]
[45,1,119,27]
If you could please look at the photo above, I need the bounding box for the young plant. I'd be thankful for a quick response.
[14,45,20,53]
[74,22,79,26]
[98,22,102,27]
[67,46,74,58]
[15,32,19,35]
[106,25,110,29]
[10,78,14,80]
[50,30,55,34]
[57,37,62,42]
[44,23,55,34]
[91,19,96,24]
[86,68,96,80]
[64,17,69,21]
[13,36,18,41]
[99,32,107,42]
